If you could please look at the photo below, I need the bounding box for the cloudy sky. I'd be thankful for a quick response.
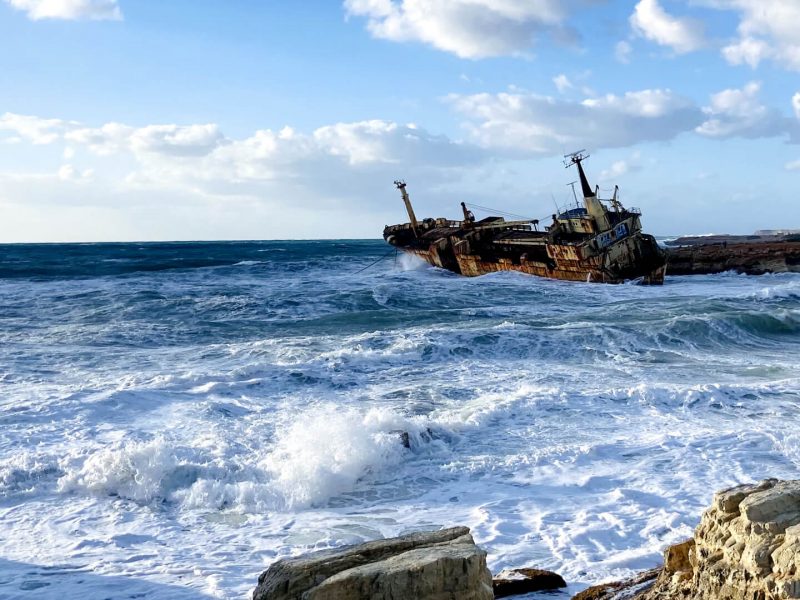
[1,0,799,241]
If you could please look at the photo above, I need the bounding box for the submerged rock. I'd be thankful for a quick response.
[252,526,493,600]
[493,567,567,597]
[573,479,800,600]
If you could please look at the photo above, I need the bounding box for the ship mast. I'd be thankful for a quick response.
[394,180,419,237]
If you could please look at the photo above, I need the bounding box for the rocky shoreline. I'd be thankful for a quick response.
[578,478,800,600]
[664,234,800,275]
[253,479,800,599]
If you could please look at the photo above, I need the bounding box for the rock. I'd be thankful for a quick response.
[252,526,493,600]
[493,567,567,597]
[570,568,659,600]
[581,479,800,600]
[663,539,694,575]
[664,237,800,276]
[683,478,800,599]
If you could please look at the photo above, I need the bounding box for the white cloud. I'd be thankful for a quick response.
[57,164,73,180]
[695,81,793,139]
[582,89,691,117]
[721,36,773,68]
[553,74,573,93]
[343,0,574,59]
[599,160,630,181]
[1,112,483,213]
[65,122,135,155]
[785,159,800,171]
[0,112,70,144]
[598,153,642,182]
[447,88,703,155]
[57,164,94,181]
[615,40,632,63]
[131,124,225,157]
[0,111,492,241]
[794,92,800,120]
[64,123,225,157]
[4,0,121,20]
[312,120,475,166]
[706,0,800,71]
[630,0,705,54]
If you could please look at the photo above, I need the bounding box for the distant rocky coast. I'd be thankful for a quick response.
[253,478,800,599]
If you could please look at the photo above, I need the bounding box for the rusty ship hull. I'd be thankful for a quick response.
[387,224,666,284]
[383,153,667,285]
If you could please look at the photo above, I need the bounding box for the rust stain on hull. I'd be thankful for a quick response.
[405,243,666,284]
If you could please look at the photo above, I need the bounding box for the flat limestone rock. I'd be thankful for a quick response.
[252,526,493,600]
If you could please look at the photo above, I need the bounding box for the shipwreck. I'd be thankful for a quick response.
[383,152,667,284]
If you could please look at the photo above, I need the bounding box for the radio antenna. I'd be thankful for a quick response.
[567,181,579,206]
[563,149,589,168]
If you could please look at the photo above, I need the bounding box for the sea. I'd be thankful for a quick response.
[1,240,799,599]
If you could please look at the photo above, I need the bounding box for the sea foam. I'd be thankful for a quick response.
[2,241,799,600]
[58,438,179,503]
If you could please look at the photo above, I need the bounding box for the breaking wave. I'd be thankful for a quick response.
[49,406,450,512]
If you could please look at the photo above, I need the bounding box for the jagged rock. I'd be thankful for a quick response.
[493,567,567,597]
[576,479,800,600]
[570,568,659,600]
[252,526,493,600]
[686,479,800,599]
[663,539,693,575]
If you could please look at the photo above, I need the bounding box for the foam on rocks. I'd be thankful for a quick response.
[252,526,493,600]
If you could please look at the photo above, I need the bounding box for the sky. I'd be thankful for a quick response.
[1,0,799,242]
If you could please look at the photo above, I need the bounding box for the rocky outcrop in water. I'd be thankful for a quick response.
[665,235,800,275]
[252,526,493,600]
[573,479,800,600]
[571,568,660,600]
[493,567,567,597]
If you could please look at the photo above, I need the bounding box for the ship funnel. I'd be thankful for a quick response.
[394,180,419,236]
